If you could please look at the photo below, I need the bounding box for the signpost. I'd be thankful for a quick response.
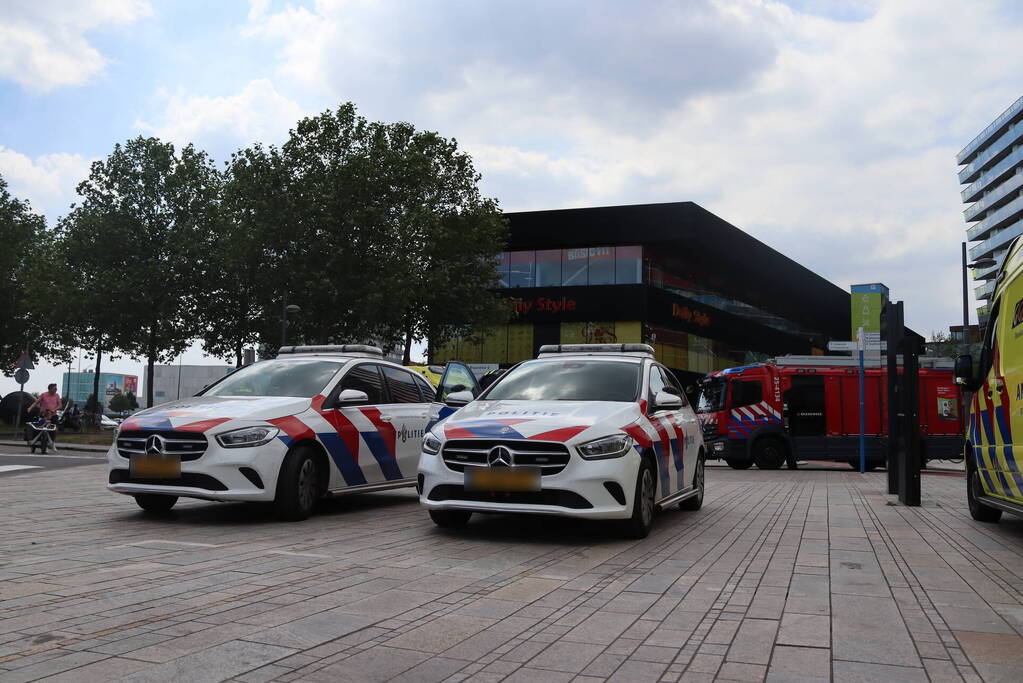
[12,350,34,436]
[827,332,875,473]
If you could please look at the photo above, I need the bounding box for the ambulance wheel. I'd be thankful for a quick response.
[429,509,472,528]
[623,456,656,539]
[134,494,177,513]
[275,447,320,521]
[752,438,786,470]
[725,458,752,470]
[680,452,705,511]
[967,467,1002,523]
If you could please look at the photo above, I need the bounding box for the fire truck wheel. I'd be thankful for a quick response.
[752,438,786,470]
[967,466,1002,523]
[725,458,752,470]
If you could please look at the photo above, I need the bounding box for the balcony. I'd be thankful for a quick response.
[966,192,1023,242]
[958,120,1023,184]
[961,146,1023,203]
[969,216,1023,261]
[975,279,995,301]
[964,169,1023,222]
[958,95,1023,165]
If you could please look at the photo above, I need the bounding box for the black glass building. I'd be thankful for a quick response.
[434,202,849,385]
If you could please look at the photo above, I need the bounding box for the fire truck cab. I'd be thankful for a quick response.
[698,355,963,470]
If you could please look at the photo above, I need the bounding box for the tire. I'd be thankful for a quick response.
[752,437,786,470]
[134,494,177,513]
[274,448,321,521]
[429,509,472,528]
[622,456,657,539]
[680,452,705,511]
[967,467,1002,523]
[725,458,752,470]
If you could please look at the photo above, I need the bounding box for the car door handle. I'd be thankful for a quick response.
[379,415,393,422]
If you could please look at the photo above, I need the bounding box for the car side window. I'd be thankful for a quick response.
[412,374,436,402]
[979,300,1001,379]
[338,364,385,404]
[732,381,762,408]
[648,365,667,408]
[660,367,689,406]
[382,367,423,404]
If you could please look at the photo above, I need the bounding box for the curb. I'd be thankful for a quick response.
[0,440,109,454]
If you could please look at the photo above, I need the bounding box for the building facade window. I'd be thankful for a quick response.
[535,249,562,286]
[497,246,644,288]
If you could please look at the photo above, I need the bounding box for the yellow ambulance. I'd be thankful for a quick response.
[957,235,1023,522]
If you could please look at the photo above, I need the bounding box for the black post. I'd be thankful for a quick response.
[884,301,903,495]
[962,242,969,333]
[899,331,923,506]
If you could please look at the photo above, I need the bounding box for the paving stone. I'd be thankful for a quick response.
[303,645,431,682]
[527,641,604,673]
[717,661,768,682]
[726,618,778,665]
[765,645,830,682]
[831,594,919,667]
[777,613,830,648]
[831,659,928,682]
[386,615,495,653]
[119,640,295,683]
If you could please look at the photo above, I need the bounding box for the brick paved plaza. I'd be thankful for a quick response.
[2,460,1023,682]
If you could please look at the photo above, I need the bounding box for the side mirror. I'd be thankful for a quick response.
[427,365,444,375]
[955,355,976,389]
[445,390,474,407]
[335,389,369,406]
[653,390,683,411]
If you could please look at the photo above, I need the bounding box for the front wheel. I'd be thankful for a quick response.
[752,438,786,470]
[680,454,705,511]
[275,448,320,521]
[429,509,472,528]
[134,494,177,513]
[967,467,1002,523]
[622,457,656,539]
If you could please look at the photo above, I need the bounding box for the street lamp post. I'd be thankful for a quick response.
[280,295,301,347]
[961,243,997,350]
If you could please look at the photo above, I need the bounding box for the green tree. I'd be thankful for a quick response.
[374,122,508,362]
[198,144,291,366]
[125,390,139,410]
[108,391,130,414]
[0,174,48,372]
[71,137,222,407]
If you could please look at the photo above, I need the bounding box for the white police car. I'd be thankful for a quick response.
[417,344,705,538]
[107,345,476,520]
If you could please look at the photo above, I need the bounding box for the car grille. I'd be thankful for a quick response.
[426,484,592,509]
[442,439,571,475]
[108,469,227,491]
[116,430,208,461]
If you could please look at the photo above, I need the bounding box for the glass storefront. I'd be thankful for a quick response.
[497,246,643,288]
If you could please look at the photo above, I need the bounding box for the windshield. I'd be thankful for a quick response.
[483,360,641,402]
[202,359,342,398]
[697,378,727,413]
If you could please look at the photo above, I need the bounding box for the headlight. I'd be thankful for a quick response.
[422,431,443,455]
[216,426,280,448]
[577,434,633,460]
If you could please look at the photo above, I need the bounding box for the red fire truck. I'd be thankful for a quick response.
[697,355,963,470]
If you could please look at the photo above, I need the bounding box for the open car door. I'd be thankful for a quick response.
[435,361,481,402]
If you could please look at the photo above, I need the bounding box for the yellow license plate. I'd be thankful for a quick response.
[465,467,540,492]
[131,454,181,479]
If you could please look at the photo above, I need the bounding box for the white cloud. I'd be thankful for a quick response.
[0,146,92,222]
[241,1,1023,333]
[134,79,307,156]
[0,0,151,91]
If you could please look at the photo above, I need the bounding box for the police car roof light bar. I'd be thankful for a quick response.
[537,343,655,357]
[277,344,384,358]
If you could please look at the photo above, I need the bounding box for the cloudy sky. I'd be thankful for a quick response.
[2,0,1022,395]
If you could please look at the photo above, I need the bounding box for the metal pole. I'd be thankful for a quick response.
[962,242,969,333]
[858,327,866,474]
[176,355,182,401]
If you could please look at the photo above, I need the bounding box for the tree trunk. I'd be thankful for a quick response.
[92,340,102,429]
[402,324,413,365]
[146,331,156,408]
[235,343,243,369]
